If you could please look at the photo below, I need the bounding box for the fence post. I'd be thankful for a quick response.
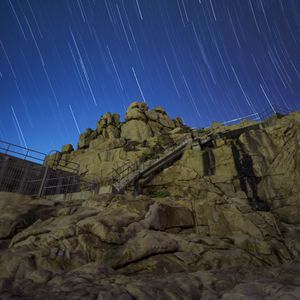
[38,166,49,197]
[18,163,30,194]
[0,157,9,190]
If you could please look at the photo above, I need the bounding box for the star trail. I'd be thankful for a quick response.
[0,0,299,153]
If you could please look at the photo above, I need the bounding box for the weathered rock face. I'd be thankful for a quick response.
[77,128,97,149]
[45,102,189,182]
[61,144,73,154]
[145,111,300,269]
[0,189,300,299]
[121,119,153,142]
[121,102,180,141]
[97,112,121,139]
[20,106,300,299]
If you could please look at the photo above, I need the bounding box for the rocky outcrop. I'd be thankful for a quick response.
[121,102,181,142]
[9,105,299,298]
[0,189,300,299]
[45,102,189,182]
[121,119,153,142]
[0,192,58,249]
[61,144,73,154]
[97,112,121,139]
[77,128,97,149]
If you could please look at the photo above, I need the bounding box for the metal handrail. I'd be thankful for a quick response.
[0,140,46,163]
[111,105,292,193]
[222,105,290,126]
[46,149,80,173]
[258,105,289,120]
[112,136,192,192]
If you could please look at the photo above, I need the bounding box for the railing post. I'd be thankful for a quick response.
[38,166,49,198]
[134,178,141,195]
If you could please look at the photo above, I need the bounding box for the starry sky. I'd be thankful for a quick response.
[0,0,300,154]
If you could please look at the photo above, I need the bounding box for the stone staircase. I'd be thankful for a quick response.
[112,137,197,193]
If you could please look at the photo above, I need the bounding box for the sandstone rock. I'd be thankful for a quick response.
[145,110,159,121]
[121,120,153,142]
[148,119,164,135]
[143,202,194,230]
[128,101,148,112]
[3,106,300,299]
[179,148,204,175]
[44,151,61,167]
[157,133,175,148]
[61,144,74,154]
[149,165,198,185]
[170,127,188,135]
[78,128,97,149]
[89,137,125,151]
[102,125,120,139]
[153,106,166,114]
[158,114,175,128]
[125,108,147,122]
[124,102,151,122]
[0,192,56,241]
[173,116,184,127]
[97,112,120,133]
[114,230,179,268]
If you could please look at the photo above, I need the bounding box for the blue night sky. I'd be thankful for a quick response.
[0,0,299,154]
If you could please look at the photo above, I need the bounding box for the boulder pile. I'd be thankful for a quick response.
[76,102,186,150]
[45,102,189,181]
[1,105,300,298]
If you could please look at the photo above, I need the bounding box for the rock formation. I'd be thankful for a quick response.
[45,102,189,182]
[1,102,300,299]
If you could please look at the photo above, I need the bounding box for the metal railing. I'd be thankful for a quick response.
[257,105,289,121]
[0,140,46,163]
[222,105,290,126]
[0,141,96,197]
[112,136,192,192]
[44,150,80,174]
[0,140,80,174]
[111,105,292,193]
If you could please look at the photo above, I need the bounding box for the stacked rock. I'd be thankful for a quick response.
[63,102,187,151]
[77,128,97,149]
[96,112,120,139]
[121,102,185,142]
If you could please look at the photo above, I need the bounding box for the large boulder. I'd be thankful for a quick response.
[0,192,56,244]
[158,114,175,128]
[125,108,147,122]
[61,144,74,154]
[128,101,148,112]
[102,125,120,139]
[142,202,194,230]
[121,120,153,142]
[77,128,97,149]
[145,110,159,121]
[148,120,164,135]
[173,117,184,127]
[146,106,175,129]
[97,113,120,136]
[125,102,148,122]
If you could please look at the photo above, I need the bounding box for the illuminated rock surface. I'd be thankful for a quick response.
[1,104,300,299]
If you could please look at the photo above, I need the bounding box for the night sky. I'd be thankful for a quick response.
[0,0,300,154]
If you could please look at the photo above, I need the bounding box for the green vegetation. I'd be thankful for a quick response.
[149,190,170,198]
